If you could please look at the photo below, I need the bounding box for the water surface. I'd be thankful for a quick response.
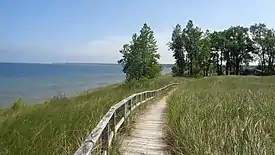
[0,63,171,106]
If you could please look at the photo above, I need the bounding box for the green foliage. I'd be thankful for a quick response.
[169,20,275,77]
[181,20,203,76]
[166,76,275,154]
[225,26,254,75]
[118,23,161,81]
[168,24,185,75]
[250,23,275,75]
[169,20,211,76]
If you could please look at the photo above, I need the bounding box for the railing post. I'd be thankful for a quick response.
[101,123,109,154]
[112,111,116,139]
[144,93,146,100]
[122,102,126,118]
[129,99,132,111]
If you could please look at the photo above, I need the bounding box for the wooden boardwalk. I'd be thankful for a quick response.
[120,95,170,155]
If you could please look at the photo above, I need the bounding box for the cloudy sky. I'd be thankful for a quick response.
[1,0,275,64]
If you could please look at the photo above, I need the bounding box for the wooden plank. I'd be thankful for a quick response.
[126,111,130,118]
[129,99,132,112]
[121,95,170,155]
[131,105,136,111]
[101,123,109,154]
[115,117,125,133]
[112,111,116,139]
[108,131,114,147]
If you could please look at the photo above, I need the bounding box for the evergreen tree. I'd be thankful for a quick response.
[199,30,211,76]
[182,20,203,76]
[168,24,185,75]
[118,23,161,81]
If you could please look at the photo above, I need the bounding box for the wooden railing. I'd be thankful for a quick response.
[74,83,178,155]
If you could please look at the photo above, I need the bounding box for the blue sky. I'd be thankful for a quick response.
[1,0,275,63]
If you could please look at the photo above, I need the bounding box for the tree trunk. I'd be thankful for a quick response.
[226,61,229,75]
[190,59,193,76]
[216,52,219,75]
[220,51,223,75]
[272,57,275,75]
[261,48,265,75]
[206,64,210,76]
[268,54,273,75]
[236,59,240,75]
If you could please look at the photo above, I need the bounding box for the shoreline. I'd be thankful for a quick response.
[0,81,124,109]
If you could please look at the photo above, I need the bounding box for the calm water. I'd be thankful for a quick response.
[0,63,171,106]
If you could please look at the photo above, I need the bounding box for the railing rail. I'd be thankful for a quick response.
[74,83,178,155]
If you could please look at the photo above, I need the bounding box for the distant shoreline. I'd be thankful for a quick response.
[0,63,171,107]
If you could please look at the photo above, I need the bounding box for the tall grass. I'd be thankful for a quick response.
[166,76,275,155]
[0,75,179,155]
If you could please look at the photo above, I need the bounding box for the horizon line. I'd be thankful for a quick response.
[0,62,175,65]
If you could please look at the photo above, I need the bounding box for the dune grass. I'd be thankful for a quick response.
[166,76,275,154]
[0,75,179,155]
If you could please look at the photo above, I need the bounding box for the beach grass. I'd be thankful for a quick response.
[166,76,275,154]
[0,74,180,155]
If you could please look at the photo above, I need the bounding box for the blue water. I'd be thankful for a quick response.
[0,63,171,106]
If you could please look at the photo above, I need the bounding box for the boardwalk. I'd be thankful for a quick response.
[120,95,170,155]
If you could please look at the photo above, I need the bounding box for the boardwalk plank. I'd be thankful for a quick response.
[120,96,170,155]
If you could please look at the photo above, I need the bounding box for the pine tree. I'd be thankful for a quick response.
[182,20,203,76]
[168,24,185,75]
[118,23,161,81]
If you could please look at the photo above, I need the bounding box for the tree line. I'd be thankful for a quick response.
[118,21,275,81]
[169,20,275,77]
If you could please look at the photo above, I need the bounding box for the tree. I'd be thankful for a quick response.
[209,31,227,75]
[168,24,185,75]
[226,26,254,75]
[118,23,161,81]
[168,20,275,77]
[265,29,275,75]
[182,20,203,76]
[199,30,211,76]
[169,21,211,77]
[250,23,275,75]
[250,23,268,75]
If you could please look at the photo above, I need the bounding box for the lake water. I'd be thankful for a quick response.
[0,63,171,106]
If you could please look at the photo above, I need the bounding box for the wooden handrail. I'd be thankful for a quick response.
[74,83,178,155]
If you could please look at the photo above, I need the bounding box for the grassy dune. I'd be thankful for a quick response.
[166,76,275,154]
[0,75,179,155]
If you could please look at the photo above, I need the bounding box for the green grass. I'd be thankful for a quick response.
[166,76,275,155]
[0,75,179,155]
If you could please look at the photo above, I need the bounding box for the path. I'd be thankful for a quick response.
[120,95,170,155]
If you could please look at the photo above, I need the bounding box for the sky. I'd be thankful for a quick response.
[1,0,275,64]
